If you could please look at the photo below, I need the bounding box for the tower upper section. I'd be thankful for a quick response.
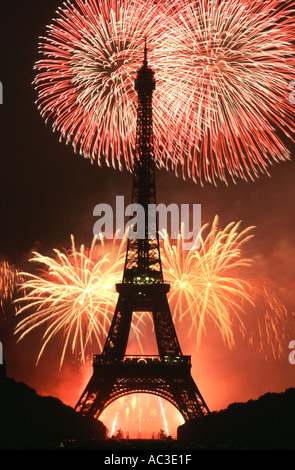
[134,41,156,165]
[135,41,156,96]
[122,41,163,284]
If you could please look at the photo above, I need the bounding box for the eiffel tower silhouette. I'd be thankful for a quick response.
[75,43,209,422]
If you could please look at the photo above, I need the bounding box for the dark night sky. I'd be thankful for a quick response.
[1,1,295,424]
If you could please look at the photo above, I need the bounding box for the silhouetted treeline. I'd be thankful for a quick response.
[178,388,295,449]
[0,372,106,449]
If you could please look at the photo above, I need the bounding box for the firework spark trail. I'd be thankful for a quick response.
[110,411,119,437]
[34,0,295,185]
[0,261,23,314]
[14,235,143,367]
[159,397,169,437]
[244,281,295,361]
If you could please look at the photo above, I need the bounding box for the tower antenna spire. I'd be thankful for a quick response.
[144,37,148,66]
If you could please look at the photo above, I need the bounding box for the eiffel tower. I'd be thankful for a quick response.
[75,43,209,422]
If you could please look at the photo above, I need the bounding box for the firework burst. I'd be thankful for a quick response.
[14,235,133,367]
[161,216,255,347]
[167,0,295,184]
[33,0,181,171]
[161,216,295,359]
[34,0,295,185]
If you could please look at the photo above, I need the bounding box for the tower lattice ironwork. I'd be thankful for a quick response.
[75,44,210,422]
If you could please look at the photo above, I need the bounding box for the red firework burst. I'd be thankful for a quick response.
[34,0,295,185]
[168,0,295,184]
[34,0,178,171]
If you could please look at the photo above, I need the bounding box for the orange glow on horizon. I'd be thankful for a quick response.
[100,393,184,439]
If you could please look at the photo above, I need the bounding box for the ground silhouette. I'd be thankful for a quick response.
[1,360,294,450]
[0,368,106,449]
[178,387,295,449]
